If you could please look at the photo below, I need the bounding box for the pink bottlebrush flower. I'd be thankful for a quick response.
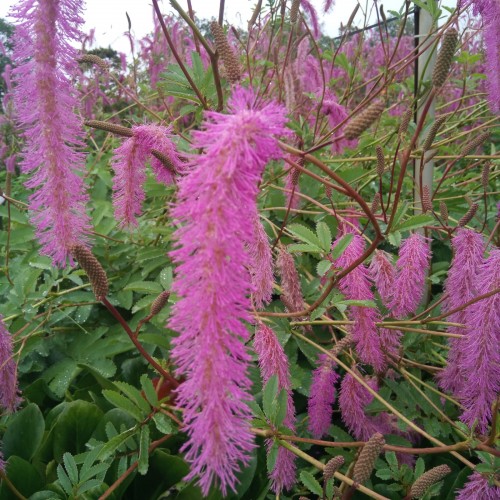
[333,234,386,371]
[339,371,389,441]
[389,233,431,318]
[276,246,305,313]
[437,229,484,395]
[254,323,296,492]
[459,249,500,434]
[248,217,274,310]
[0,316,21,412]
[111,124,182,227]
[369,250,395,309]
[456,472,500,499]
[169,86,287,495]
[11,0,91,266]
[379,327,402,360]
[300,0,320,37]
[323,0,335,13]
[307,353,339,438]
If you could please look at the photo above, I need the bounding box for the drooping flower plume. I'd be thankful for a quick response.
[307,353,339,438]
[0,316,21,412]
[111,124,183,227]
[456,471,500,499]
[333,234,386,371]
[437,229,484,395]
[11,0,91,266]
[389,233,431,318]
[254,323,296,492]
[169,86,287,495]
[459,249,500,433]
[276,246,305,313]
[369,250,395,309]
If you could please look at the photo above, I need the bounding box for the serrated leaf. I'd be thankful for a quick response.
[338,299,377,308]
[123,281,163,294]
[267,442,279,473]
[394,214,434,232]
[138,426,150,475]
[97,428,136,461]
[247,400,267,421]
[385,451,399,473]
[287,223,324,249]
[316,221,332,251]
[375,468,394,480]
[62,453,79,484]
[57,464,73,495]
[79,462,110,483]
[331,233,354,259]
[114,381,151,414]
[153,413,173,434]
[77,479,103,495]
[262,375,279,417]
[317,259,332,277]
[414,457,426,479]
[102,390,144,422]
[388,230,402,247]
[273,389,288,427]
[287,243,323,253]
[140,375,159,407]
[300,470,323,496]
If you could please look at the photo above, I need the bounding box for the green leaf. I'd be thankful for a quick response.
[338,299,377,308]
[385,451,399,473]
[331,233,354,259]
[273,389,289,427]
[300,471,323,496]
[393,214,434,233]
[287,243,323,254]
[0,456,44,499]
[2,403,45,461]
[287,223,324,249]
[316,221,332,251]
[153,413,173,435]
[140,374,159,407]
[77,479,103,495]
[316,259,332,277]
[123,281,163,294]
[114,381,152,414]
[262,375,279,418]
[375,468,394,480]
[56,464,73,495]
[388,230,402,247]
[414,457,425,479]
[266,442,279,474]
[97,428,137,461]
[102,390,145,422]
[138,426,150,475]
[79,462,110,483]
[247,400,267,421]
[62,453,79,484]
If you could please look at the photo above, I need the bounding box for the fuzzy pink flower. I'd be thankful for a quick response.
[11,0,91,266]
[169,86,287,495]
[254,323,296,492]
[0,316,21,412]
[389,233,431,318]
[333,234,386,371]
[307,353,339,438]
[248,217,274,310]
[437,229,484,395]
[456,472,500,499]
[276,246,305,313]
[369,250,395,309]
[111,124,182,227]
[459,249,500,433]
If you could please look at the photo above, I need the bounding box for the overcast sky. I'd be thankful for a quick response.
[1,1,457,53]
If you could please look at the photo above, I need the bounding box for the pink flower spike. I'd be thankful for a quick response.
[169,85,287,495]
[276,246,305,313]
[307,353,339,438]
[248,217,274,310]
[369,250,395,309]
[11,0,91,266]
[254,323,296,492]
[389,233,431,318]
[459,249,500,434]
[0,316,21,412]
[456,471,500,499]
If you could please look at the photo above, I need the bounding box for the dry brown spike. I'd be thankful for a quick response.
[344,100,385,140]
[352,433,385,485]
[210,21,241,84]
[481,162,490,190]
[84,119,133,137]
[422,116,446,151]
[439,201,449,223]
[323,456,345,480]
[409,464,451,498]
[458,203,478,227]
[290,0,300,24]
[432,29,459,88]
[399,108,413,139]
[459,132,490,157]
[71,245,109,300]
[371,192,381,213]
[422,185,432,213]
[78,54,110,72]
[150,290,171,316]
[375,146,385,176]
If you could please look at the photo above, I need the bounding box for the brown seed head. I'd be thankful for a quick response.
[439,201,448,223]
[210,21,241,84]
[481,162,490,190]
[79,54,110,72]
[324,456,345,480]
[71,245,109,300]
[458,203,478,227]
[410,464,451,498]
[84,119,133,138]
[150,290,171,316]
[353,433,385,484]
[422,116,446,151]
[325,185,333,199]
[344,100,385,140]
[376,146,385,176]
[371,192,381,213]
[460,132,490,157]
[399,108,413,138]
[432,29,459,88]
[290,0,300,23]
[422,185,432,213]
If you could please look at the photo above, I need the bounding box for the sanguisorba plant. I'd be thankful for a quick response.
[0,0,499,498]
